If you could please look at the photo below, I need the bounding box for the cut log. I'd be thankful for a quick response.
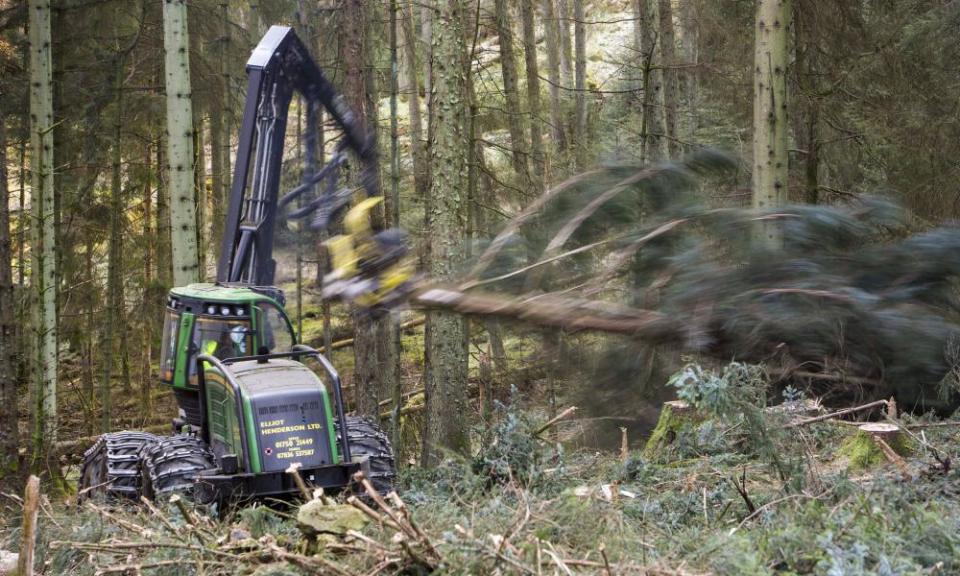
[839,422,914,471]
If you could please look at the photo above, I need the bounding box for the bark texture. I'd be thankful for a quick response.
[521,0,545,193]
[752,0,791,246]
[573,0,587,170]
[495,0,530,181]
[29,0,58,452]
[637,0,666,163]
[0,121,18,485]
[658,0,680,158]
[163,0,200,286]
[342,0,397,419]
[423,0,470,466]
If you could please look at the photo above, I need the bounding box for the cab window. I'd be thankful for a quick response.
[160,310,180,382]
[189,317,253,383]
[257,303,295,353]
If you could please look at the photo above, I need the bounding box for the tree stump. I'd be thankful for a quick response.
[642,400,703,458]
[839,423,914,471]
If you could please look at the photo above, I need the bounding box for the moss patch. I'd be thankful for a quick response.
[643,401,705,458]
[839,426,915,471]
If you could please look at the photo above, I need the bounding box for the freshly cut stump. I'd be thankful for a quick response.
[839,422,914,471]
[643,401,704,458]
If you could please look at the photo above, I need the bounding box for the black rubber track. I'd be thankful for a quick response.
[78,431,159,501]
[140,435,215,500]
[338,416,397,494]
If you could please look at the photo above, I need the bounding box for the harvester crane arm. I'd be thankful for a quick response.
[217,25,379,288]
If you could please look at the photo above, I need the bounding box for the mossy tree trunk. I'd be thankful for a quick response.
[495,0,530,183]
[423,0,470,466]
[637,0,667,163]
[0,120,19,486]
[542,0,567,156]
[752,0,791,247]
[658,0,680,158]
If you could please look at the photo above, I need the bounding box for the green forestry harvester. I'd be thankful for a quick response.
[78,26,407,504]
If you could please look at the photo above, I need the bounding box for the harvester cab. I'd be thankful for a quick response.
[78,25,398,505]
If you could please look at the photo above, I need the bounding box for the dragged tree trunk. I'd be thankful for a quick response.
[163,0,200,286]
[423,0,470,466]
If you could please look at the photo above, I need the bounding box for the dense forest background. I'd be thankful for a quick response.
[1,0,960,491]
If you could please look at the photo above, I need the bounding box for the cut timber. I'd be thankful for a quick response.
[643,400,703,458]
[17,475,39,576]
[839,423,914,471]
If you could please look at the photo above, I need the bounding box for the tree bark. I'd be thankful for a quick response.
[101,55,126,433]
[678,0,699,140]
[29,0,58,455]
[637,0,666,163]
[557,0,573,90]
[342,0,396,419]
[0,120,19,486]
[402,0,430,198]
[542,0,567,156]
[423,0,470,466]
[163,0,200,286]
[521,0,545,194]
[752,0,791,247]
[572,0,587,170]
[495,0,530,182]
[658,0,680,158]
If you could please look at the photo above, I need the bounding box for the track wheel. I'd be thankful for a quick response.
[338,416,397,494]
[140,435,216,501]
[78,431,159,502]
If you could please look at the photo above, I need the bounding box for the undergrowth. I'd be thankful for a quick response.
[3,364,960,574]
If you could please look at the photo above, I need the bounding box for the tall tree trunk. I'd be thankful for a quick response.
[678,0,698,140]
[521,0,545,194]
[402,0,429,199]
[421,2,433,106]
[542,0,567,157]
[423,0,470,466]
[794,1,819,204]
[342,0,395,418]
[572,0,587,170]
[0,121,19,486]
[210,92,226,253]
[557,0,573,89]
[638,0,666,163]
[29,0,58,457]
[495,0,530,183]
[163,0,200,287]
[194,119,207,278]
[752,0,791,247]
[140,143,154,418]
[101,56,126,432]
[220,1,233,227]
[156,137,172,287]
[658,0,680,158]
